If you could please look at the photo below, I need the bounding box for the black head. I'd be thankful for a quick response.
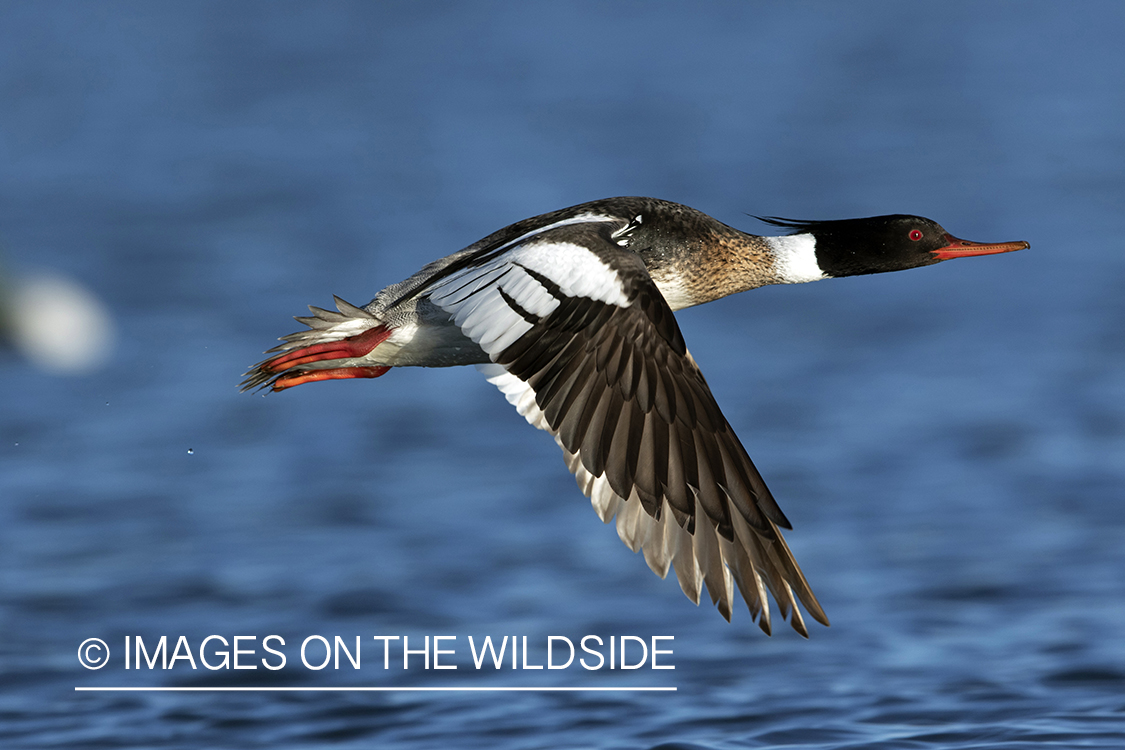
[758,214,1029,278]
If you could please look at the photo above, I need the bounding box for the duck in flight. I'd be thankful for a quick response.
[242,197,1027,636]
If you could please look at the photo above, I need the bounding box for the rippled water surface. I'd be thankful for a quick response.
[2,2,1124,748]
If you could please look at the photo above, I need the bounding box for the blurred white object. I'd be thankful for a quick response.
[5,272,114,373]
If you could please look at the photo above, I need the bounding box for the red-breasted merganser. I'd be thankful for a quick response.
[242,197,1028,636]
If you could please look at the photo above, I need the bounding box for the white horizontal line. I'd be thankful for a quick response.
[75,686,676,693]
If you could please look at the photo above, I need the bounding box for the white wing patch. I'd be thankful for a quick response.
[430,239,630,361]
[514,240,631,307]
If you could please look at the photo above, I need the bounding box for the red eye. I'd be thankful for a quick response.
[909,229,923,241]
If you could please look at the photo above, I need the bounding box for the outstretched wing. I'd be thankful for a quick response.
[428,220,827,634]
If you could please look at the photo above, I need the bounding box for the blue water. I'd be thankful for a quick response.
[3,2,1124,748]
